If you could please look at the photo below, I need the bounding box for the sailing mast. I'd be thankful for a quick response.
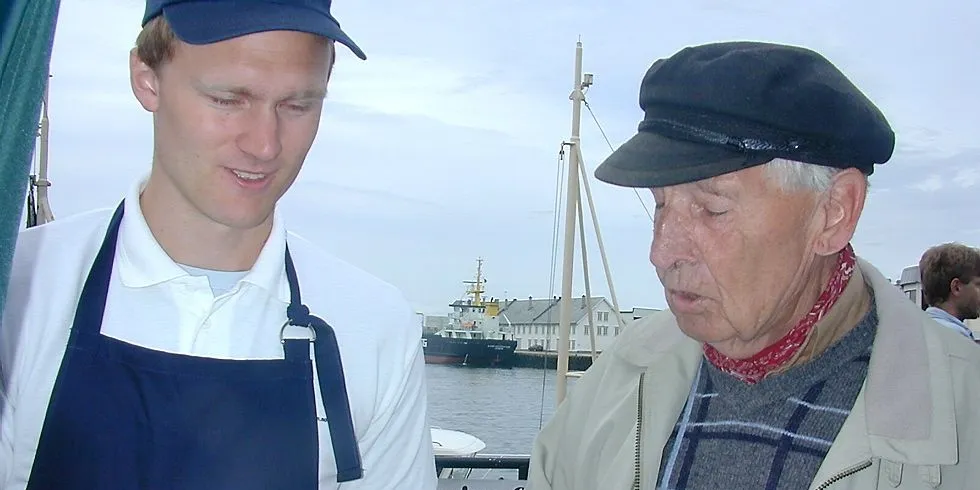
[554,40,587,404]
[554,40,626,406]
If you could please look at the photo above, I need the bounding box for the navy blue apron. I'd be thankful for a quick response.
[25,202,363,489]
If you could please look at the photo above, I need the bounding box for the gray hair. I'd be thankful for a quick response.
[763,158,868,193]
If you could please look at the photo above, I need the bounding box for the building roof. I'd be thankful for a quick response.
[497,296,608,325]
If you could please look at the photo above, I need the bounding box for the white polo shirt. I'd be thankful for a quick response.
[0,178,436,489]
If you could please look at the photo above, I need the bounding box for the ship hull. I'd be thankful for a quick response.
[422,334,517,367]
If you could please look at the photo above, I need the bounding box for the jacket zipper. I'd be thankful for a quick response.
[632,372,645,490]
[813,460,873,489]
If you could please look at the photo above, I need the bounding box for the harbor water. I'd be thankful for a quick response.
[425,364,576,456]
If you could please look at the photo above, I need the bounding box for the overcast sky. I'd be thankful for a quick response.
[36,0,978,316]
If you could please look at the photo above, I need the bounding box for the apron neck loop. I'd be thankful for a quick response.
[281,243,364,483]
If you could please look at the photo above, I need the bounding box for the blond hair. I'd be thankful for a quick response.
[134,15,337,71]
[135,16,177,71]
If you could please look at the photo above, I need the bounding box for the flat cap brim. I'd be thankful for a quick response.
[594,130,773,188]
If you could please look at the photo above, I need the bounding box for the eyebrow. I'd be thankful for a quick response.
[196,83,327,102]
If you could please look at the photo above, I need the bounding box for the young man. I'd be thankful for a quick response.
[0,1,436,488]
[919,242,980,341]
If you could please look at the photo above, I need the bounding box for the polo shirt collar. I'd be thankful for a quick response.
[115,176,290,303]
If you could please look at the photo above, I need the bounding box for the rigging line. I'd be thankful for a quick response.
[549,145,567,302]
[540,144,567,430]
[582,97,654,223]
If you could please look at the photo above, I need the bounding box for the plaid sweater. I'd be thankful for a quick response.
[654,301,878,490]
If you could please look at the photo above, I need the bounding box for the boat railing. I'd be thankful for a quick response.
[435,453,530,481]
[437,481,527,490]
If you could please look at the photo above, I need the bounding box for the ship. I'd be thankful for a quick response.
[422,258,518,367]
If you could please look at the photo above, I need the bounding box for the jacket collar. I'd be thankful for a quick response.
[857,257,957,464]
[613,256,958,466]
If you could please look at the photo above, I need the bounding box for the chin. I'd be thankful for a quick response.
[673,314,728,345]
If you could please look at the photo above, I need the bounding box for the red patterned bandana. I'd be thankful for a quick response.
[702,244,857,384]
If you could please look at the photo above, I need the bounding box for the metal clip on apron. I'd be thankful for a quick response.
[26,202,363,489]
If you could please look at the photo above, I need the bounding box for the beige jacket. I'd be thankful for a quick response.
[529,258,980,489]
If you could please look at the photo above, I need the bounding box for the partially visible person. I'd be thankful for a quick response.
[0,1,436,489]
[919,242,980,341]
[527,41,980,490]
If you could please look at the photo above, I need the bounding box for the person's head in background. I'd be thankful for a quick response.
[920,242,980,321]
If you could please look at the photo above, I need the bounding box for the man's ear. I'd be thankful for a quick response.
[130,48,160,112]
[950,277,964,298]
[812,168,867,256]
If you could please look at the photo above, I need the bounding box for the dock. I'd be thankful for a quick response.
[512,350,596,371]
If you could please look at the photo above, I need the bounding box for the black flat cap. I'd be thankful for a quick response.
[595,41,896,188]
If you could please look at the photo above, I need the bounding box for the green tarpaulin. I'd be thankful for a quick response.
[0,0,61,317]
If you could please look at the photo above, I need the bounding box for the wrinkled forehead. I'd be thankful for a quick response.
[648,165,769,196]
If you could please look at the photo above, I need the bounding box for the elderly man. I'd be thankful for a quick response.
[528,41,980,490]
[919,242,980,341]
[0,1,435,489]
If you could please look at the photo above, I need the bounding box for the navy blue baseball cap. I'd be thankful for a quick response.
[142,0,366,60]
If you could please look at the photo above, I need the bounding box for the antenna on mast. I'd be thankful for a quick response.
[463,257,486,306]
[27,74,55,227]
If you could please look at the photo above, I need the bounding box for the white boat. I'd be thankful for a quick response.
[430,427,487,479]
[431,427,487,457]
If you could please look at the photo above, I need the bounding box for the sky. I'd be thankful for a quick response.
[34,0,979,316]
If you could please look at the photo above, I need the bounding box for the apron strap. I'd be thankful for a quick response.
[284,245,364,483]
[69,202,125,344]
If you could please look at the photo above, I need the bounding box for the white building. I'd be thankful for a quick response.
[897,265,926,309]
[499,296,625,353]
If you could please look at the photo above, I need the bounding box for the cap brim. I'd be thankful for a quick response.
[594,130,773,188]
[162,1,366,60]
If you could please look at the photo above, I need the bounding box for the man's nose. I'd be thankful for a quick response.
[649,205,696,271]
[237,107,282,162]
